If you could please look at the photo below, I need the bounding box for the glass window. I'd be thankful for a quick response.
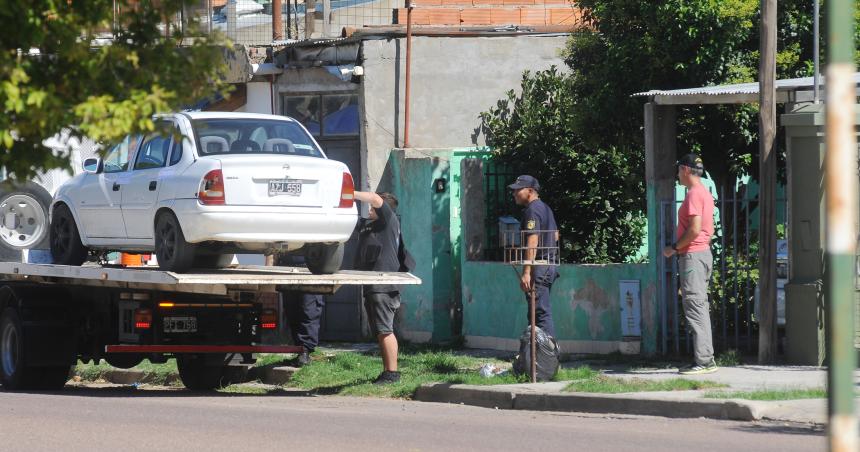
[134,133,171,170]
[169,136,183,166]
[192,118,323,158]
[283,95,321,136]
[322,94,359,136]
[103,135,141,173]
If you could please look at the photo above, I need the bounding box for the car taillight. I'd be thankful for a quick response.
[261,309,277,330]
[199,169,225,205]
[134,309,152,330]
[339,172,354,208]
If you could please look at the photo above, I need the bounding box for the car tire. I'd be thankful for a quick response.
[104,353,145,369]
[154,212,196,273]
[192,253,235,269]
[0,183,52,253]
[49,204,88,266]
[176,353,227,391]
[304,242,344,275]
[0,308,70,390]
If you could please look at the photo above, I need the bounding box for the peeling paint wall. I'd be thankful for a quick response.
[387,148,658,353]
[462,261,654,344]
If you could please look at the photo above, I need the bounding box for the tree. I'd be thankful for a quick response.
[481,0,827,263]
[0,1,231,180]
[480,68,646,263]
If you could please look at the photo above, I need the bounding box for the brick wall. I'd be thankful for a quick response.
[393,0,583,27]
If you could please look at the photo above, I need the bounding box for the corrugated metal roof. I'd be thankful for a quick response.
[633,73,860,98]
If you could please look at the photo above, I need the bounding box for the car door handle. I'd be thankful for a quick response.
[149,181,157,191]
[112,182,120,191]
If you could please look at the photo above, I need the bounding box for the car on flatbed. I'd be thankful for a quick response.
[49,112,358,273]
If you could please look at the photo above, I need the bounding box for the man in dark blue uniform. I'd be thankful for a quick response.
[277,254,324,367]
[509,175,559,338]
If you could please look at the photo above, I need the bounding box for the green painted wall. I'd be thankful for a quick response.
[461,261,654,341]
[388,153,435,337]
[389,148,658,351]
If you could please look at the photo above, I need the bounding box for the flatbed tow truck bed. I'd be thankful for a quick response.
[0,263,421,391]
[0,262,421,294]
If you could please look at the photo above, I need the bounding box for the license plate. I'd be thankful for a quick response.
[268,180,302,197]
[163,316,197,333]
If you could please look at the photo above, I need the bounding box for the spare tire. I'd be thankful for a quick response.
[0,183,52,254]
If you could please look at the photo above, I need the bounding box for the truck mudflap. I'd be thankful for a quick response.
[104,345,304,354]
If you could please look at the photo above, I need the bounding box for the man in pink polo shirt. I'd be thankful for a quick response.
[662,154,717,374]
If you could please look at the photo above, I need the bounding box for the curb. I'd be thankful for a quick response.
[415,383,763,422]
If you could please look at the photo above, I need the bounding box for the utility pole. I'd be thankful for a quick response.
[757,0,778,363]
[825,0,859,449]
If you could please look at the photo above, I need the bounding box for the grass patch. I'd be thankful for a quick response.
[217,384,277,395]
[715,349,741,367]
[253,353,297,368]
[288,350,524,398]
[704,388,827,400]
[564,374,726,393]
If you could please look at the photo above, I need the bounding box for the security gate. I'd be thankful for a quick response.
[658,183,787,357]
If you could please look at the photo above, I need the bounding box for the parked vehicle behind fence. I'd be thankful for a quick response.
[49,112,358,273]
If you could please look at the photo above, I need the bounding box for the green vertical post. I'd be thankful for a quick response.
[825,0,858,450]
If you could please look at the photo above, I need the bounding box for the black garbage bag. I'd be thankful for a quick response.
[512,326,559,381]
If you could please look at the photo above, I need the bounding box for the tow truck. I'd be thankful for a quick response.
[0,262,420,390]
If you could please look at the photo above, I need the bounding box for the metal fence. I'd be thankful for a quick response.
[482,160,517,261]
[117,1,583,46]
[658,184,787,357]
[178,0,396,45]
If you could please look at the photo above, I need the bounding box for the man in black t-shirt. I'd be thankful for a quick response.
[509,175,559,338]
[353,190,402,384]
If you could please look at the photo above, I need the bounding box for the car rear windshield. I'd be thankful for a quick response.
[192,118,323,158]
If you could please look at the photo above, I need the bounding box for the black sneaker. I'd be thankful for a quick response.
[372,370,401,385]
[294,350,311,367]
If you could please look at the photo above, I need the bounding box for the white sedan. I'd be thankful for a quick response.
[49,112,358,273]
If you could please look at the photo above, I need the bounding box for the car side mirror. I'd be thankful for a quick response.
[83,157,102,174]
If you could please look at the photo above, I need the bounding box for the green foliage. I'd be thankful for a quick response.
[0,1,231,180]
[479,67,647,263]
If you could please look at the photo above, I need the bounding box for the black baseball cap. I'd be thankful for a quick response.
[508,175,540,191]
[676,153,704,171]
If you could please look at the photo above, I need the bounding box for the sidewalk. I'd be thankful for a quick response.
[415,364,857,425]
[74,346,857,426]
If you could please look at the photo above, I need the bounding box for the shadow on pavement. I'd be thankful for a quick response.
[0,384,314,398]
[731,422,825,437]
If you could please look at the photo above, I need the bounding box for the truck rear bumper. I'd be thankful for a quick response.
[105,345,304,354]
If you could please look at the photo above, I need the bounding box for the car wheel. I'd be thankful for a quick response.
[304,242,344,274]
[154,212,196,273]
[49,204,88,266]
[192,253,235,269]
[176,353,227,391]
[0,183,52,253]
[0,308,70,390]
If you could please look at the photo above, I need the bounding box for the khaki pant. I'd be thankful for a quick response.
[679,250,714,366]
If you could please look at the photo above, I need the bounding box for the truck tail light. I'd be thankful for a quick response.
[338,172,354,208]
[134,309,152,330]
[261,309,277,330]
[199,169,225,205]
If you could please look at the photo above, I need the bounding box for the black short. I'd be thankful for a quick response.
[364,292,400,335]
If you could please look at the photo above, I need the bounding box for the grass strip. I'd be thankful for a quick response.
[703,388,827,400]
[564,375,726,393]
